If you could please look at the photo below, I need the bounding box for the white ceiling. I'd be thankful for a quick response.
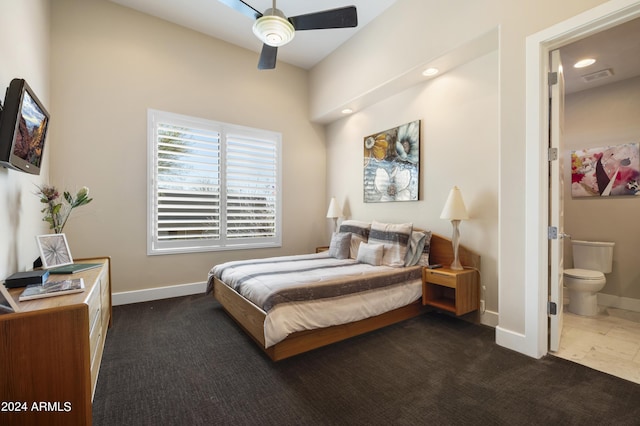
[109,0,398,69]
[109,0,640,92]
[560,17,640,94]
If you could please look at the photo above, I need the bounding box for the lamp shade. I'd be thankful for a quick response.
[440,186,469,220]
[326,197,343,219]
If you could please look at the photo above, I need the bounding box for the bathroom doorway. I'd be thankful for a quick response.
[548,15,640,383]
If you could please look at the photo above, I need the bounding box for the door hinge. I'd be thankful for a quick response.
[548,71,558,86]
[548,226,558,239]
[548,147,558,161]
[548,301,557,316]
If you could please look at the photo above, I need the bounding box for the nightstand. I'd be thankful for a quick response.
[422,267,479,316]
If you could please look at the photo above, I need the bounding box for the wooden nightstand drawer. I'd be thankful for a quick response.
[423,269,457,288]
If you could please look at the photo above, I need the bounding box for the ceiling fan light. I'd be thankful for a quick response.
[253,14,295,47]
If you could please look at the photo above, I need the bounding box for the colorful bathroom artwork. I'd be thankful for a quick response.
[571,142,640,197]
[363,120,420,203]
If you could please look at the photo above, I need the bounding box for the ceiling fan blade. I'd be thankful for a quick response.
[258,44,278,70]
[288,6,358,31]
[217,0,262,20]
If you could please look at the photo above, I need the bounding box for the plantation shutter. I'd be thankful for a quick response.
[153,120,221,250]
[148,110,281,254]
[225,132,278,240]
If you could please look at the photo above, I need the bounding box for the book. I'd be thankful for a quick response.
[4,270,50,288]
[48,263,102,274]
[19,278,85,301]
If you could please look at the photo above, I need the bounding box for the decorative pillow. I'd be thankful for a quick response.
[404,230,432,266]
[356,242,384,266]
[417,234,433,266]
[328,232,351,259]
[368,220,413,267]
[338,220,371,259]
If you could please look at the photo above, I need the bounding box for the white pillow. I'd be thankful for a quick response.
[356,242,384,266]
[368,220,413,267]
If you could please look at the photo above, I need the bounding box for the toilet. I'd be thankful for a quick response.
[563,240,615,316]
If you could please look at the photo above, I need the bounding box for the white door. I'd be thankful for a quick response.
[549,49,565,352]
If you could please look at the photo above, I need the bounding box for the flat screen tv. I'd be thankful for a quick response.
[0,79,50,175]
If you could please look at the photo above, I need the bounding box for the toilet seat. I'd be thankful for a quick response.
[564,268,605,280]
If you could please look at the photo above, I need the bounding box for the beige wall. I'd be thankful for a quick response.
[50,0,326,294]
[564,75,640,301]
[325,51,499,323]
[311,0,610,342]
[0,0,50,282]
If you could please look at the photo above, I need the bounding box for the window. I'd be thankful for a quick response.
[147,109,281,255]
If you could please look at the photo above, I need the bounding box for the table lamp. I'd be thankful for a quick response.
[440,186,469,270]
[326,197,343,233]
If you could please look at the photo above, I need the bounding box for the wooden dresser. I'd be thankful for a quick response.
[0,257,111,426]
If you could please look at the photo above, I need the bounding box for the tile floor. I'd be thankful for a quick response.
[553,307,640,384]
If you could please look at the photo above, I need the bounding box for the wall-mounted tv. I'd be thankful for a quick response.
[0,79,50,175]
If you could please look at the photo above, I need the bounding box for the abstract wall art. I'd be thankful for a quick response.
[363,120,420,203]
[571,142,640,197]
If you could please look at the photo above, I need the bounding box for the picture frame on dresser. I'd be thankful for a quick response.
[36,233,73,268]
[0,282,19,312]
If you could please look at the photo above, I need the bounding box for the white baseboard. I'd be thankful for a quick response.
[112,281,207,306]
[113,282,504,329]
[480,309,499,328]
[597,293,640,313]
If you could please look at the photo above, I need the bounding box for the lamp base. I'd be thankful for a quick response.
[450,219,464,270]
[450,259,464,271]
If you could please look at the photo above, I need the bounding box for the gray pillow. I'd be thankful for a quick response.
[338,220,371,259]
[368,221,413,267]
[328,232,351,259]
[405,230,432,266]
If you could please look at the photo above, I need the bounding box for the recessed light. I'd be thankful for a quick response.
[341,108,353,114]
[422,67,439,77]
[574,58,596,68]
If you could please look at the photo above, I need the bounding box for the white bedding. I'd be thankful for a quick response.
[209,252,422,348]
[264,278,422,347]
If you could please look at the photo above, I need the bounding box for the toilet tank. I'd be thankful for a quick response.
[571,240,615,273]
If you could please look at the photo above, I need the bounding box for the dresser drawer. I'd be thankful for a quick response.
[89,307,102,362]
[100,273,111,327]
[90,328,104,396]
[87,284,101,331]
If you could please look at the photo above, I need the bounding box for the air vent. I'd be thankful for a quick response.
[581,68,613,83]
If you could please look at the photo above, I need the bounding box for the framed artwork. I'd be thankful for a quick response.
[37,234,73,269]
[363,120,420,203]
[571,142,640,197]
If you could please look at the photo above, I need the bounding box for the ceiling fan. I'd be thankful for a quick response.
[218,0,358,70]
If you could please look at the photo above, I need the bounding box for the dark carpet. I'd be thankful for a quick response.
[93,294,640,425]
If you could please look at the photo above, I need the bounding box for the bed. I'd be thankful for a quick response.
[207,220,480,361]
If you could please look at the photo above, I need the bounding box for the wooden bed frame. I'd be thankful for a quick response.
[213,233,480,361]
